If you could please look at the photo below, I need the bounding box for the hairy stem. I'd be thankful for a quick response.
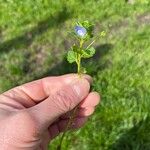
[77,53,81,75]
[86,39,95,49]
[57,39,84,150]
[77,39,84,74]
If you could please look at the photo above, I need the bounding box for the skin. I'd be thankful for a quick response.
[0,74,100,150]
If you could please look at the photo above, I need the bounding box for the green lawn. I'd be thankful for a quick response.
[0,0,150,149]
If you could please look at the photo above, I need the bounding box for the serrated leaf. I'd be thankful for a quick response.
[81,47,96,58]
[67,50,76,63]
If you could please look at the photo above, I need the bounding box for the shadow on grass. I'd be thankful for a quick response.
[0,5,73,53]
[41,43,113,77]
[84,43,113,76]
[93,44,113,60]
[109,117,150,150]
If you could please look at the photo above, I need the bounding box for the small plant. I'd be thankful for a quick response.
[67,21,96,75]
[58,21,105,150]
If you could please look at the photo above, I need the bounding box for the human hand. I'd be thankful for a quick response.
[0,74,100,150]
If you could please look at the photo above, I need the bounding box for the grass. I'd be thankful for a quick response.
[0,0,150,149]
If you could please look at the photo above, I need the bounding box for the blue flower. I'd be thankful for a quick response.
[75,26,87,37]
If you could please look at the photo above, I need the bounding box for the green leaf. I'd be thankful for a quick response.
[100,31,106,37]
[82,21,94,38]
[67,50,76,63]
[82,47,96,58]
[72,44,78,52]
[80,67,87,74]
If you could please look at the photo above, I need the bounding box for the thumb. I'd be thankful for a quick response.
[28,76,90,129]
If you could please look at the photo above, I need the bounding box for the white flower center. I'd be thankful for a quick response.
[77,30,84,36]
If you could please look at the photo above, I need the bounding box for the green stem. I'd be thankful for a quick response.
[57,107,78,150]
[77,53,81,74]
[86,31,105,50]
[86,39,95,49]
[77,39,83,74]
[57,39,84,150]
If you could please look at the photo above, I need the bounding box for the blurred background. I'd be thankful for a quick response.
[0,0,150,149]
